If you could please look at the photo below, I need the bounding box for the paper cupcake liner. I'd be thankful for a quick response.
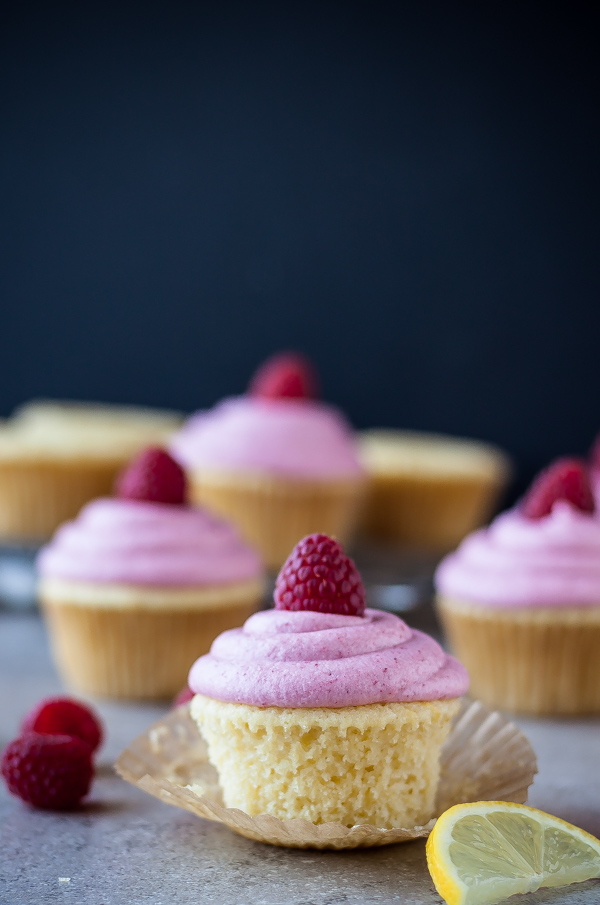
[437,598,600,715]
[40,581,263,700]
[190,471,365,571]
[360,473,508,552]
[0,460,119,541]
[357,432,511,552]
[115,698,537,850]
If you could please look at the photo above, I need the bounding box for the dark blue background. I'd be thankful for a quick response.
[1,3,598,493]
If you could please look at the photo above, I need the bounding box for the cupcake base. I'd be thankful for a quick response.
[437,596,600,715]
[189,470,364,571]
[39,577,264,700]
[190,694,459,828]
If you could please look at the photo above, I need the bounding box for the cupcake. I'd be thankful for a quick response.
[358,430,511,551]
[37,448,264,700]
[170,353,365,570]
[435,457,600,715]
[189,533,468,828]
[0,400,183,542]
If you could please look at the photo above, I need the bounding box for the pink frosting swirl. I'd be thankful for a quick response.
[37,498,262,586]
[170,397,363,479]
[188,608,468,706]
[436,501,600,607]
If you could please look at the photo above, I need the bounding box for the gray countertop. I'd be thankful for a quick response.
[1,611,599,905]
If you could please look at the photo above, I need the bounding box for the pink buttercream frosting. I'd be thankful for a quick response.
[188,608,468,707]
[436,501,600,607]
[37,498,262,587]
[170,397,363,479]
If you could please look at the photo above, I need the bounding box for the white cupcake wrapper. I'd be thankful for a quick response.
[115,698,537,850]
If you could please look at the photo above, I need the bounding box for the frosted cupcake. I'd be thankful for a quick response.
[436,458,600,715]
[0,400,182,541]
[189,533,468,828]
[358,430,511,551]
[37,448,264,700]
[171,353,365,570]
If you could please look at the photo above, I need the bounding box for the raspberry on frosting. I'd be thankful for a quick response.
[522,457,595,520]
[274,533,366,616]
[115,446,187,505]
[1,732,94,810]
[21,697,103,753]
[248,352,319,400]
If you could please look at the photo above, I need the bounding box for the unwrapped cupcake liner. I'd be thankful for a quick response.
[115,698,537,850]
[438,598,600,715]
[190,471,365,570]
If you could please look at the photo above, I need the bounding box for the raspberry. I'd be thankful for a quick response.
[173,686,194,707]
[1,733,94,810]
[522,457,595,519]
[249,352,319,400]
[21,697,103,753]
[116,446,187,505]
[274,533,366,617]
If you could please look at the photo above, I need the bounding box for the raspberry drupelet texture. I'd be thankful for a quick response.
[248,352,319,400]
[274,533,366,616]
[115,446,187,505]
[522,457,595,520]
[1,732,94,810]
[21,697,103,753]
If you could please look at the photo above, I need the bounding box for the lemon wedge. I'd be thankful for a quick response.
[426,801,600,905]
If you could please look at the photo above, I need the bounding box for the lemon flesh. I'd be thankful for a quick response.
[426,801,600,905]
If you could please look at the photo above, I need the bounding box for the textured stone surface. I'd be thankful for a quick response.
[1,611,599,904]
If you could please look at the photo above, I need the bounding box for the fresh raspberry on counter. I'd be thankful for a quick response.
[522,457,595,519]
[21,697,103,753]
[249,352,319,400]
[116,446,187,505]
[274,533,366,617]
[1,732,94,810]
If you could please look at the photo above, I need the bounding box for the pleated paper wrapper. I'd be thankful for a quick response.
[115,698,537,850]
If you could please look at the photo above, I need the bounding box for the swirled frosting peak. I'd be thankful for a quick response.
[436,501,600,607]
[170,397,363,479]
[37,498,262,587]
[188,607,468,707]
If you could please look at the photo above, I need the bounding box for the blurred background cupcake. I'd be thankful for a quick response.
[435,458,600,715]
[0,400,183,543]
[170,353,365,570]
[37,447,265,700]
[358,430,512,552]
